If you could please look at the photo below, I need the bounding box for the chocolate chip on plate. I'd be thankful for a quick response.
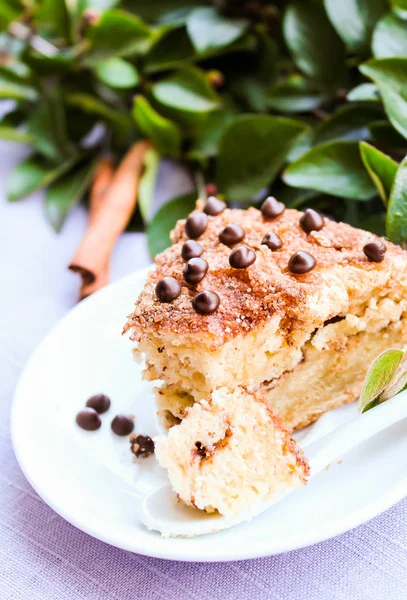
[299,209,324,233]
[261,232,283,250]
[185,211,208,239]
[183,257,208,285]
[219,224,245,246]
[181,240,203,261]
[192,290,220,314]
[288,251,316,274]
[76,408,101,431]
[155,277,182,303]
[229,246,256,269]
[203,196,226,216]
[363,240,387,262]
[261,197,285,219]
[130,434,155,458]
[86,393,111,414]
[111,415,134,436]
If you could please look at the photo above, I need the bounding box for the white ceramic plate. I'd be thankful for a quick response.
[11,268,407,562]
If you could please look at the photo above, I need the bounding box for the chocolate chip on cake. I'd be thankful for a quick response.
[204,196,226,216]
[261,232,283,250]
[155,277,181,303]
[111,415,134,436]
[76,408,101,431]
[130,434,155,458]
[261,197,285,219]
[363,240,387,262]
[185,211,208,239]
[86,393,111,414]
[192,290,220,314]
[229,246,256,269]
[181,240,203,261]
[183,257,209,285]
[288,251,316,274]
[299,209,324,233]
[219,224,245,246]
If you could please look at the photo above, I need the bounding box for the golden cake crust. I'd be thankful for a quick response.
[124,201,407,347]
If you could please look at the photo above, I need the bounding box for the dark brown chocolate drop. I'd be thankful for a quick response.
[363,240,387,262]
[183,257,208,285]
[185,211,208,239]
[204,196,226,216]
[111,415,134,436]
[130,434,155,458]
[86,393,111,414]
[261,232,283,250]
[181,240,203,261]
[155,277,182,303]
[229,246,256,269]
[261,197,285,219]
[76,408,101,431]
[299,209,324,233]
[288,251,316,274]
[192,290,220,315]
[219,224,245,246]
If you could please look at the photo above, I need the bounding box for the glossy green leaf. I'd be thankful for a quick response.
[36,0,72,43]
[359,142,398,205]
[359,349,404,413]
[133,96,181,157]
[23,50,76,75]
[372,13,407,58]
[143,25,195,73]
[138,147,160,223]
[360,58,407,140]
[277,185,320,208]
[313,105,383,145]
[151,67,218,114]
[347,83,381,102]
[391,0,407,19]
[268,76,325,113]
[283,141,377,200]
[0,69,37,101]
[66,93,131,130]
[286,128,314,163]
[0,126,32,144]
[27,90,73,162]
[45,161,95,232]
[217,115,306,201]
[147,193,196,257]
[189,109,236,160]
[95,57,139,88]
[324,0,387,53]
[386,155,407,242]
[369,120,407,147]
[283,1,345,86]
[186,7,248,53]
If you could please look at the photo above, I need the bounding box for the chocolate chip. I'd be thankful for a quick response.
[204,196,226,216]
[261,197,285,219]
[261,232,283,250]
[181,240,203,261]
[299,209,324,233]
[183,257,209,285]
[185,211,208,239]
[76,408,101,431]
[229,246,256,269]
[130,434,155,458]
[219,224,245,246]
[86,393,111,414]
[288,251,316,274]
[111,415,134,436]
[155,277,181,303]
[324,315,345,326]
[363,240,387,262]
[192,290,220,314]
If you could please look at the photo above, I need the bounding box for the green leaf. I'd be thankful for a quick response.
[0,0,21,32]
[386,155,407,242]
[45,161,95,232]
[372,13,407,58]
[287,128,314,162]
[0,69,38,101]
[95,57,139,88]
[7,154,80,202]
[369,120,407,147]
[133,96,181,158]
[360,212,386,236]
[391,0,407,19]
[283,141,377,200]
[147,193,197,257]
[283,1,345,86]
[359,348,404,413]
[138,147,160,223]
[313,105,383,145]
[359,141,398,205]
[143,25,195,73]
[277,185,321,208]
[217,115,306,201]
[36,0,72,43]
[0,126,33,144]
[151,66,219,114]
[347,83,381,102]
[324,0,387,53]
[23,50,76,75]
[189,109,236,161]
[186,7,248,54]
[360,58,407,140]
[268,76,326,114]
[66,92,132,131]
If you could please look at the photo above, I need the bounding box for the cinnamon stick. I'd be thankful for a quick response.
[69,141,151,299]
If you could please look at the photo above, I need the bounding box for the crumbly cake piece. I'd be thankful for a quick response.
[154,387,309,516]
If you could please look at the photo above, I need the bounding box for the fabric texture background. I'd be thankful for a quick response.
[1,141,406,600]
